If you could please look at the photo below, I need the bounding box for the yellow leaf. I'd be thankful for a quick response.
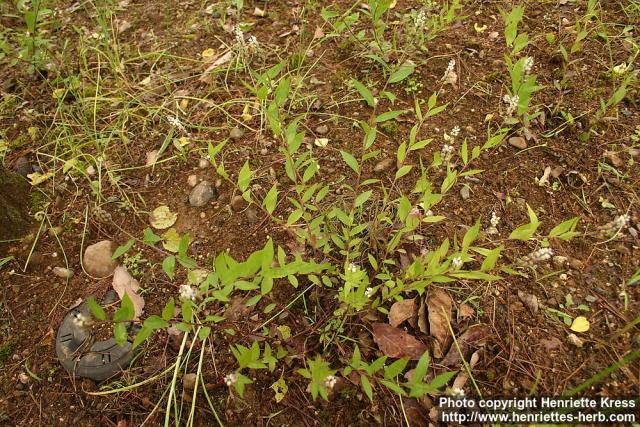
[139,76,152,86]
[474,23,487,33]
[27,172,54,186]
[241,104,252,121]
[570,316,590,333]
[150,205,178,229]
[162,228,181,253]
[201,48,215,58]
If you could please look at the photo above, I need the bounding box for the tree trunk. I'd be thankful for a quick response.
[0,165,30,241]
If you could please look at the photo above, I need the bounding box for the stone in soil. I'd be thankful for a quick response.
[84,240,117,278]
[508,136,527,150]
[374,158,394,173]
[187,174,198,187]
[229,127,244,140]
[183,373,197,390]
[460,186,470,200]
[315,124,329,135]
[13,157,33,177]
[230,195,247,211]
[53,267,74,279]
[189,180,217,207]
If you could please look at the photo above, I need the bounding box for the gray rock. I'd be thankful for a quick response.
[189,181,216,207]
[315,124,329,135]
[245,207,258,224]
[53,267,74,280]
[508,136,527,150]
[460,186,470,200]
[229,127,244,140]
[84,241,117,278]
[13,157,32,177]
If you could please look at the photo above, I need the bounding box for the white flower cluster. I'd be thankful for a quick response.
[415,10,427,28]
[365,287,374,298]
[523,56,534,75]
[487,211,501,234]
[73,313,90,328]
[234,25,259,51]
[521,247,553,266]
[167,115,187,134]
[599,214,630,236]
[179,284,197,301]
[348,263,357,273]
[449,387,466,398]
[224,372,238,386]
[503,94,519,116]
[443,59,456,82]
[451,257,463,269]
[234,25,244,45]
[324,375,338,390]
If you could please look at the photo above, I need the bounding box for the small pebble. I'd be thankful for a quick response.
[229,127,244,140]
[198,159,209,169]
[187,175,198,187]
[508,136,527,150]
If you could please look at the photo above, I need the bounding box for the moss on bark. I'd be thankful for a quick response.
[0,166,30,240]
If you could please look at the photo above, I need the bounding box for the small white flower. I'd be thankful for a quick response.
[523,56,534,75]
[524,247,554,265]
[451,257,463,269]
[446,59,455,73]
[224,372,238,386]
[490,211,501,227]
[365,287,374,298]
[599,214,630,236]
[441,143,454,160]
[324,375,338,390]
[73,313,90,328]
[450,126,460,137]
[234,25,244,45]
[167,115,187,134]
[415,10,427,28]
[247,35,258,47]
[348,263,357,273]
[179,284,197,301]
[503,94,519,116]
[449,387,466,398]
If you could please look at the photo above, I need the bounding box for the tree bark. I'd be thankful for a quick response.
[0,165,30,241]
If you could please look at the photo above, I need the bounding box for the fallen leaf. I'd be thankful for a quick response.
[567,333,584,347]
[417,298,428,334]
[271,376,288,403]
[389,298,416,327]
[427,289,453,357]
[27,171,54,186]
[145,150,159,166]
[162,228,182,253]
[112,266,145,319]
[570,316,590,333]
[517,290,539,314]
[201,48,215,59]
[313,27,324,39]
[441,324,490,367]
[253,6,266,16]
[372,323,427,360]
[458,304,475,320]
[314,138,329,148]
[199,51,233,82]
[452,351,480,390]
[150,205,178,229]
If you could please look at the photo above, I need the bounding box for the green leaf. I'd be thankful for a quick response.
[395,165,412,179]
[351,79,375,107]
[360,374,374,402]
[162,297,175,321]
[388,63,416,84]
[143,228,162,245]
[355,190,373,208]
[112,239,134,260]
[144,315,168,329]
[384,358,408,379]
[340,150,360,174]
[263,184,278,215]
[132,325,152,349]
[375,110,404,123]
[548,217,580,240]
[162,256,176,280]
[87,297,106,321]
[113,293,134,322]
[238,161,252,192]
[114,322,128,346]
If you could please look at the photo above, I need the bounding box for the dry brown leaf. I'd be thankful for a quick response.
[441,324,490,367]
[313,27,325,39]
[427,289,453,357]
[112,266,145,319]
[372,323,427,360]
[517,290,539,314]
[199,51,233,82]
[451,351,480,390]
[417,298,428,334]
[389,298,416,327]
[458,303,475,320]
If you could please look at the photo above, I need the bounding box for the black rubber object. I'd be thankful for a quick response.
[55,291,136,381]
